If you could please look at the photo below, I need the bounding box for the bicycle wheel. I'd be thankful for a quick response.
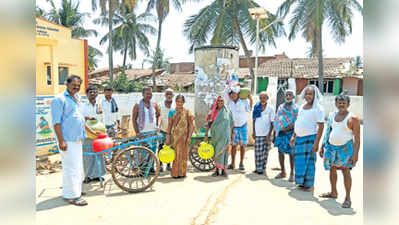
[111,146,160,193]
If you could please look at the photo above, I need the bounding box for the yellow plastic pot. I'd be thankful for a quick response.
[159,145,175,164]
[198,142,214,159]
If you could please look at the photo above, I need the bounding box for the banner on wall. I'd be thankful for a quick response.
[36,96,56,147]
[35,95,87,149]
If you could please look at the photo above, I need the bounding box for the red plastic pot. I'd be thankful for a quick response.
[92,134,114,154]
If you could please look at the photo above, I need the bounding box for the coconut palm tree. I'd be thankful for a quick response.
[45,0,102,71]
[278,0,363,93]
[88,46,103,72]
[47,0,98,38]
[184,0,285,92]
[95,9,157,69]
[145,0,187,91]
[36,6,46,18]
[91,0,137,81]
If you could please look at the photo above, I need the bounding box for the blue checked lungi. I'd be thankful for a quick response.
[274,130,295,155]
[82,138,106,179]
[294,134,317,188]
[323,140,354,170]
[255,136,270,172]
[232,123,248,146]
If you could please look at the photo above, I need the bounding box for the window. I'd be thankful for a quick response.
[58,66,69,85]
[309,79,334,94]
[46,65,51,85]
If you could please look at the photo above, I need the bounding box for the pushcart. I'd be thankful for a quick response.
[47,131,164,193]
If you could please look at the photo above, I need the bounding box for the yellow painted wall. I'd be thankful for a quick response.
[36,17,87,95]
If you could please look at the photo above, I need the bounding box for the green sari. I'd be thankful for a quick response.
[210,106,234,170]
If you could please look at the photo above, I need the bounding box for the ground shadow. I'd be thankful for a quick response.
[245,173,268,181]
[193,174,228,183]
[156,176,187,184]
[269,178,296,189]
[318,199,357,216]
[36,196,69,211]
[288,188,319,202]
[104,187,156,198]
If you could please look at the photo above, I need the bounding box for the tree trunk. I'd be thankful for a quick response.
[108,1,114,81]
[232,13,255,93]
[122,38,128,69]
[151,19,163,92]
[317,26,324,94]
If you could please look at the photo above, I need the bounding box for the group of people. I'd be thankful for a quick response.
[51,75,360,209]
[203,85,360,209]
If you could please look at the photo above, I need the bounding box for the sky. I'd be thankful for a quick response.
[36,0,363,69]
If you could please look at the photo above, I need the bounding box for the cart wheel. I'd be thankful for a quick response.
[111,146,160,193]
[189,141,215,172]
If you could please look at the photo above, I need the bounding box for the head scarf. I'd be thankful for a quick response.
[285,89,296,97]
[206,96,222,122]
[299,85,323,109]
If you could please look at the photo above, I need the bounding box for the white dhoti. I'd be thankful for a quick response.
[60,140,83,199]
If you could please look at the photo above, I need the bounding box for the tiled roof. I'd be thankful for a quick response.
[160,73,195,87]
[257,58,355,78]
[88,68,165,86]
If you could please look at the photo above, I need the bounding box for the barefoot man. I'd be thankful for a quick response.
[273,89,298,182]
[319,95,360,208]
[290,85,325,192]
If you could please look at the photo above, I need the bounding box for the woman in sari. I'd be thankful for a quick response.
[204,96,234,177]
[166,94,195,178]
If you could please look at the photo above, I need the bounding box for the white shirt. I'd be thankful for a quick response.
[101,98,121,126]
[81,100,103,122]
[329,112,354,145]
[229,99,251,127]
[159,102,174,132]
[254,104,275,137]
[294,105,325,137]
[136,105,157,133]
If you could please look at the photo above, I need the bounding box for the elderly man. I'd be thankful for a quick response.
[132,87,161,173]
[81,85,106,183]
[101,87,120,137]
[290,85,325,192]
[319,95,360,208]
[228,89,253,171]
[158,88,175,172]
[51,75,99,206]
[273,90,298,182]
[252,92,275,175]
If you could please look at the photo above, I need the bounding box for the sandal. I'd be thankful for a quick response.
[319,192,338,199]
[212,170,219,177]
[221,170,228,177]
[66,197,88,206]
[227,164,234,170]
[342,199,352,208]
[274,172,286,179]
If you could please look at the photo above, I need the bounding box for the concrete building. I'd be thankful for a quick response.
[36,17,88,95]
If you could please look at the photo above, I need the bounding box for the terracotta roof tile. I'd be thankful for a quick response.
[257,58,354,78]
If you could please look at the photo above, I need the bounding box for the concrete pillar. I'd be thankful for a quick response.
[268,77,278,110]
[288,78,296,93]
[194,46,239,129]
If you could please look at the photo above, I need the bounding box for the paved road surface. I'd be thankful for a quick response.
[36,136,362,225]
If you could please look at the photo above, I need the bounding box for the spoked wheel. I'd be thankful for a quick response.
[111,146,160,193]
[189,141,215,172]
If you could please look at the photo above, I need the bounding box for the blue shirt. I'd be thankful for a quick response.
[51,91,86,141]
